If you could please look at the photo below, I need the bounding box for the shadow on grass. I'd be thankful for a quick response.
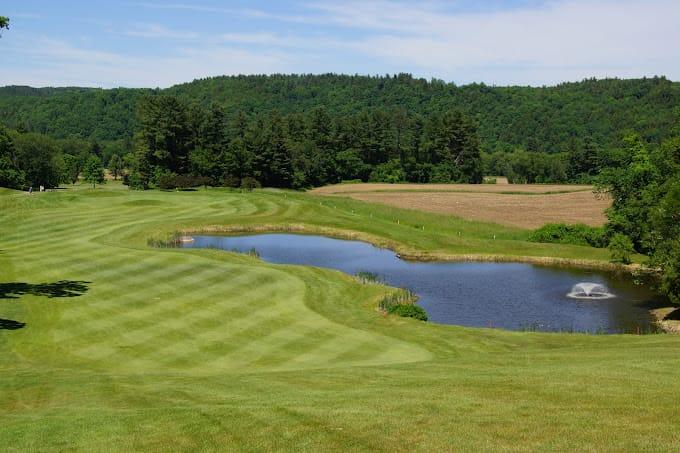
[1,280,90,331]
[0,280,90,299]
[664,308,680,320]
[0,318,26,330]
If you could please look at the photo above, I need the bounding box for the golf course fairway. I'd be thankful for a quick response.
[1,185,679,451]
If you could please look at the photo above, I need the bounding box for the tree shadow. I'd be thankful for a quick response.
[664,308,680,320]
[0,318,25,330]
[637,298,671,310]
[0,280,90,331]
[0,280,90,299]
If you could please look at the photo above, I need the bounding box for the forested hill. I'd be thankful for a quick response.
[0,74,678,152]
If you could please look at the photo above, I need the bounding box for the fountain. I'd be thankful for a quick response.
[567,282,614,299]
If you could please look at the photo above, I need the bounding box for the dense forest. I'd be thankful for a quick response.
[1,74,679,188]
[1,74,678,152]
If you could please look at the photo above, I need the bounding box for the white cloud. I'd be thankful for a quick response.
[2,0,679,87]
[306,0,680,84]
[1,37,296,88]
[219,32,283,45]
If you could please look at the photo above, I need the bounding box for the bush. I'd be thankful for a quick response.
[369,159,405,183]
[378,289,428,321]
[240,176,261,191]
[609,233,634,264]
[528,223,607,248]
[223,175,241,188]
[124,171,147,190]
[388,304,428,321]
[194,176,215,188]
[157,174,213,190]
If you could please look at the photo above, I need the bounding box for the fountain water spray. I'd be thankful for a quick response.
[567,282,614,299]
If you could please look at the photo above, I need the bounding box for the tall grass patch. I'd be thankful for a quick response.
[378,289,428,321]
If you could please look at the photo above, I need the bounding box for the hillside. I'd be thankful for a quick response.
[0,74,678,152]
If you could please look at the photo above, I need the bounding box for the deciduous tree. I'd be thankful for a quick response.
[83,155,105,188]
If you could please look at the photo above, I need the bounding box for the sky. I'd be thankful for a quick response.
[1,0,679,88]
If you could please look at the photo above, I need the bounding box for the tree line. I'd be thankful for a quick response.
[0,94,483,190]
[0,126,122,190]
[126,94,483,189]
[1,89,676,189]
[1,74,678,152]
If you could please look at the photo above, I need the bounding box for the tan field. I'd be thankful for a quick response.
[311,183,610,229]
[312,182,596,195]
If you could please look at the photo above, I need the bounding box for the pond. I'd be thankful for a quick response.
[184,234,660,333]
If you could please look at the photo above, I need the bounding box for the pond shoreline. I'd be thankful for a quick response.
[180,223,653,275]
[651,308,680,334]
[180,228,662,334]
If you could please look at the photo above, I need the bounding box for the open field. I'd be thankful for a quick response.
[311,182,596,194]
[1,184,679,451]
[312,183,610,229]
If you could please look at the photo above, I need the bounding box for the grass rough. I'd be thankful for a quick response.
[1,183,679,451]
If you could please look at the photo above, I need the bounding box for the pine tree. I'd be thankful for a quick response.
[254,112,293,187]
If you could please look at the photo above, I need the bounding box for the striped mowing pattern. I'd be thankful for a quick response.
[3,185,680,451]
[0,188,428,373]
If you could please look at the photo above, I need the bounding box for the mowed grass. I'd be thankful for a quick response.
[1,184,679,451]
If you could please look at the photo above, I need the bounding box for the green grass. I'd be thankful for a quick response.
[1,183,679,451]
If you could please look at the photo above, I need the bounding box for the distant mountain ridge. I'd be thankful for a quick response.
[1,74,678,152]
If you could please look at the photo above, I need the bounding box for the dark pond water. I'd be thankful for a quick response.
[184,234,660,333]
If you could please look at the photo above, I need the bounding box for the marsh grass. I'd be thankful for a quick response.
[355,271,383,284]
[378,288,428,321]
[518,321,663,335]
[146,231,182,248]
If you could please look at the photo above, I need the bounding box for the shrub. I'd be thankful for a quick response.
[240,177,261,191]
[528,223,607,248]
[194,176,215,188]
[609,233,634,264]
[388,304,428,321]
[378,289,427,321]
[223,175,241,188]
[157,174,213,190]
[156,173,180,190]
[124,172,147,190]
[369,159,405,183]
[482,177,497,184]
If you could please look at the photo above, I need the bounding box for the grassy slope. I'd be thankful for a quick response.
[1,184,678,451]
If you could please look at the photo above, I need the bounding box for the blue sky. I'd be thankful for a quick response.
[2,0,679,88]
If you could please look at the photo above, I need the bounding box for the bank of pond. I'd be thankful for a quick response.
[183,233,663,334]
